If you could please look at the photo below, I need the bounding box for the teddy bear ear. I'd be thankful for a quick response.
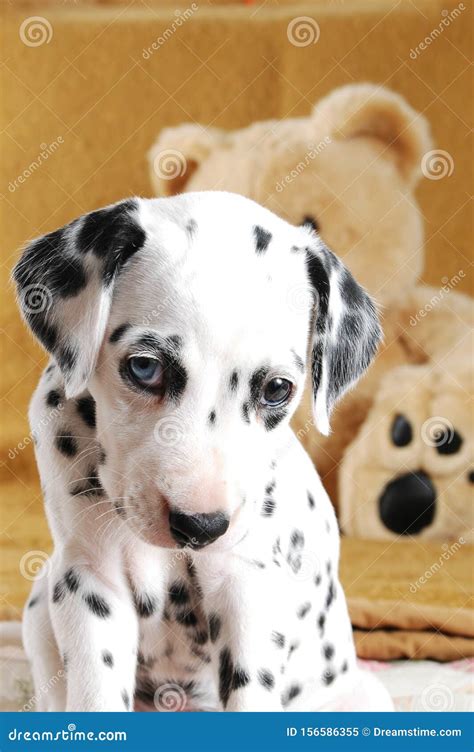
[312,83,433,186]
[148,124,226,197]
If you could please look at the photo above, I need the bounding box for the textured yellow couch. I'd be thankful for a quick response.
[1,0,472,618]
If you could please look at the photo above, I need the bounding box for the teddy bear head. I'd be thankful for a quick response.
[339,360,473,541]
[149,84,432,306]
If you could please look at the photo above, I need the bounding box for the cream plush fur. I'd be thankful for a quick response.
[148,84,473,538]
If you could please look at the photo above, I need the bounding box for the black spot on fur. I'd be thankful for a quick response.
[186,219,197,237]
[291,349,305,372]
[297,602,311,619]
[219,647,234,708]
[176,610,198,627]
[193,629,209,646]
[135,593,157,619]
[109,323,131,344]
[84,593,111,618]
[55,431,78,457]
[253,225,272,254]
[307,492,315,510]
[263,409,287,431]
[232,667,250,691]
[301,215,320,233]
[242,402,250,423]
[271,631,285,649]
[291,530,305,548]
[52,580,66,604]
[46,389,63,408]
[249,367,269,407]
[325,580,336,610]
[76,395,96,429]
[341,660,348,673]
[323,643,335,660]
[317,612,326,636]
[209,613,221,643]
[98,446,107,465]
[102,650,114,667]
[64,568,80,593]
[122,689,130,710]
[208,410,216,426]
[262,497,276,517]
[322,669,336,686]
[258,669,275,690]
[169,581,190,606]
[281,683,302,707]
[314,573,322,586]
[27,596,40,609]
[229,371,239,391]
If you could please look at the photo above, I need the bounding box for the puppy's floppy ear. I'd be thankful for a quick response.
[13,198,145,398]
[303,234,382,435]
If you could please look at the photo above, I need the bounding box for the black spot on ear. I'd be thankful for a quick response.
[242,402,250,424]
[307,491,315,510]
[14,227,88,300]
[76,395,96,429]
[232,667,250,691]
[193,630,209,646]
[281,683,302,707]
[109,323,131,344]
[209,613,221,643]
[46,389,63,408]
[208,410,216,426]
[301,215,320,233]
[84,593,111,618]
[436,428,463,455]
[169,581,190,605]
[258,669,275,690]
[64,568,80,593]
[253,225,272,254]
[391,414,412,447]
[102,650,114,667]
[55,431,78,457]
[176,610,198,627]
[77,200,146,285]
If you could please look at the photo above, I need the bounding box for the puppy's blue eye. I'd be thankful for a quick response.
[128,356,164,389]
[262,378,292,407]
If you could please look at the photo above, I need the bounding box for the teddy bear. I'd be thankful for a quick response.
[147,83,472,529]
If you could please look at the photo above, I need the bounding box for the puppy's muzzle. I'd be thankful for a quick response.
[378,470,436,535]
[169,510,230,548]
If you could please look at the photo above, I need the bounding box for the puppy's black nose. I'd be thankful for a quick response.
[379,470,436,535]
[169,510,229,548]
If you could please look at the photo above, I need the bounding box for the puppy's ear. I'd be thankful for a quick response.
[303,235,382,435]
[13,199,145,398]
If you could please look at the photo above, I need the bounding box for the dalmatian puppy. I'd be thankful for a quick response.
[14,192,392,712]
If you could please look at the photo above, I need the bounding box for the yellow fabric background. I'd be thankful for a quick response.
[1,0,472,618]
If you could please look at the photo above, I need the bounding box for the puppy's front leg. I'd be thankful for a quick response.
[209,564,284,712]
[49,551,138,712]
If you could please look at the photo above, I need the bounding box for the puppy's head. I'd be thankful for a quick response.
[14,192,381,550]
